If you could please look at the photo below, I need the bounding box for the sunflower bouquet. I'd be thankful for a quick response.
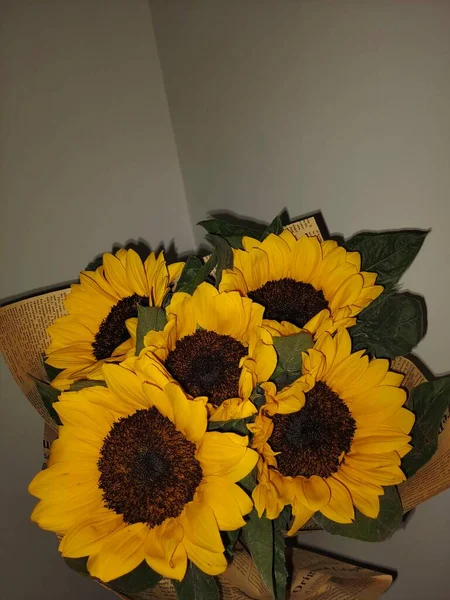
[2,212,450,600]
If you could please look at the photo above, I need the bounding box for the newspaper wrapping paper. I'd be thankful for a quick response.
[109,542,393,600]
[0,214,447,599]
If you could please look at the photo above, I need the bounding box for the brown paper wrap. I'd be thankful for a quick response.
[1,215,447,600]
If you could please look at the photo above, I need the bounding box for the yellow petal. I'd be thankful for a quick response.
[103,253,133,297]
[166,293,197,339]
[249,336,277,383]
[59,507,125,558]
[248,247,271,291]
[349,386,407,418]
[29,465,99,503]
[341,358,389,397]
[259,233,291,280]
[291,235,321,283]
[319,477,354,524]
[209,397,257,422]
[329,273,364,313]
[273,380,306,414]
[55,399,116,439]
[181,501,224,553]
[197,432,258,482]
[219,268,249,295]
[31,496,102,534]
[126,249,148,296]
[298,475,331,511]
[381,371,404,387]
[168,261,184,283]
[145,519,187,581]
[87,523,148,582]
[191,283,220,331]
[344,462,405,486]
[391,407,415,434]
[351,433,411,454]
[166,382,208,442]
[197,477,253,530]
[103,363,149,410]
[180,502,226,575]
[142,383,175,422]
[287,501,314,536]
[332,474,381,519]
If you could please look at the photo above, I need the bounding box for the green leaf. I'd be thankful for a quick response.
[314,486,403,542]
[69,380,107,391]
[31,376,62,426]
[108,561,161,595]
[136,305,167,355]
[402,376,450,477]
[176,254,218,295]
[64,556,89,575]
[207,418,253,435]
[273,506,290,600]
[238,470,258,494]
[43,360,64,383]
[271,332,314,389]
[343,229,429,287]
[205,234,233,287]
[250,385,267,410]
[198,219,264,249]
[222,529,240,556]
[350,292,425,358]
[173,562,219,600]
[241,509,274,597]
[262,213,284,240]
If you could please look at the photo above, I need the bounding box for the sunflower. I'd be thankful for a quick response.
[129,282,277,421]
[29,360,258,582]
[249,328,414,534]
[45,249,183,389]
[219,231,383,337]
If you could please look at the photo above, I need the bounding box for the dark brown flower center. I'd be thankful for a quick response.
[92,294,148,360]
[165,329,247,406]
[98,408,202,527]
[269,381,356,478]
[248,278,328,328]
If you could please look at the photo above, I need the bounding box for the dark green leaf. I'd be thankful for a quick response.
[262,213,284,240]
[31,376,62,426]
[162,290,173,309]
[109,561,161,595]
[198,219,263,249]
[273,506,290,600]
[241,509,274,597]
[205,234,234,287]
[314,486,403,542]
[271,332,314,389]
[343,230,429,287]
[173,562,219,600]
[176,254,218,295]
[238,469,258,494]
[69,380,107,391]
[225,236,249,249]
[64,556,89,575]
[136,305,167,355]
[350,292,425,358]
[250,385,267,410]
[402,376,450,477]
[207,418,253,435]
[43,360,64,383]
[222,529,240,556]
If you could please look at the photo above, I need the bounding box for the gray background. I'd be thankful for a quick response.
[1,1,450,598]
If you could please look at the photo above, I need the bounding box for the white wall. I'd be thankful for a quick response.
[151,2,450,599]
[0,1,194,598]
